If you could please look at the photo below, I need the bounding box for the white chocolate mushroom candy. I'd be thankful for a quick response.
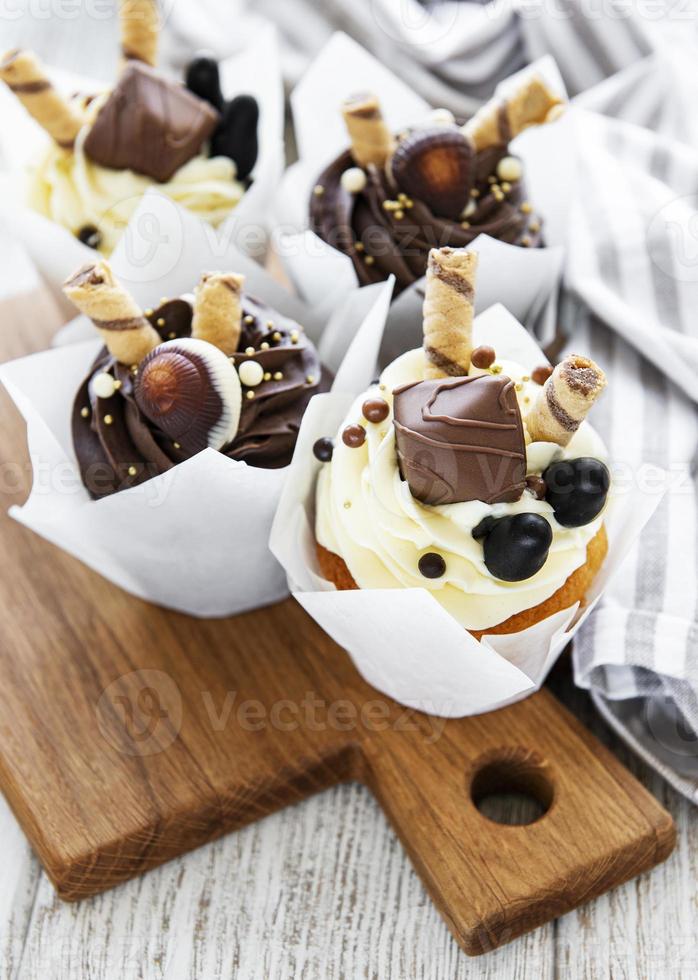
[238,360,264,388]
[496,156,523,183]
[92,372,117,399]
[340,167,367,194]
[431,108,456,126]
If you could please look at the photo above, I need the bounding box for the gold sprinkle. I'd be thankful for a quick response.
[266,320,274,329]
[160,296,168,304]
[461,221,470,230]
[529,221,540,234]
[244,314,254,325]
[245,346,255,355]
[80,406,89,418]
[520,202,533,214]
[488,175,496,184]
[365,255,375,266]
[515,382,523,392]
[354,242,364,253]
[524,396,530,404]
[144,308,153,317]
[128,465,137,477]
[290,331,299,343]
[156,318,165,327]
[130,365,138,375]
[490,364,502,375]
[306,374,316,384]
[501,181,512,193]
[379,384,386,391]
[272,331,282,342]
[343,501,352,509]
[246,390,255,400]
[394,209,405,220]
[313,185,325,196]
[173,442,181,449]
[273,371,283,381]
[493,190,504,203]
[263,372,272,381]
[521,236,531,247]
[522,375,530,382]
[471,188,480,198]
[168,332,176,340]
[114,379,122,391]
[104,414,113,425]
[260,342,270,350]
[398,192,408,203]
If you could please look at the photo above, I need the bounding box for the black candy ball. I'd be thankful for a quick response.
[472,513,553,582]
[210,94,259,180]
[543,457,610,528]
[185,56,225,112]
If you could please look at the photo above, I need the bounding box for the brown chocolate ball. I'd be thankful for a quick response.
[418,552,446,578]
[532,364,553,385]
[313,437,334,462]
[471,345,496,370]
[362,397,390,424]
[342,424,366,448]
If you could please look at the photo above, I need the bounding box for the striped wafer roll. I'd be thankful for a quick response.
[0,49,84,149]
[527,355,606,446]
[463,74,563,153]
[423,247,477,379]
[63,261,161,366]
[191,272,244,357]
[341,93,395,169]
[119,0,159,68]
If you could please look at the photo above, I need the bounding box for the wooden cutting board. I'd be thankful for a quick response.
[0,290,675,956]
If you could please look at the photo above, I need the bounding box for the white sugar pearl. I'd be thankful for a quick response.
[238,360,265,388]
[431,108,455,126]
[92,372,116,399]
[496,156,523,183]
[340,167,367,194]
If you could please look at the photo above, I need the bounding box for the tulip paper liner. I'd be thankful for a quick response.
[0,22,284,302]
[273,32,573,346]
[0,251,393,618]
[270,299,667,718]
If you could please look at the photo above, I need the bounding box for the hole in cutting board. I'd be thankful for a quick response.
[470,747,553,827]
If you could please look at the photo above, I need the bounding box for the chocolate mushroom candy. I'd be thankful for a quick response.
[543,457,610,527]
[135,338,242,455]
[390,127,474,219]
[472,513,553,581]
[210,94,259,181]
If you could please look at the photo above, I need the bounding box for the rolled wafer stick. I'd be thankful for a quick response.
[526,355,606,446]
[0,49,84,149]
[423,247,477,379]
[341,93,395,169]
[63,261,161,366]
[463,74,563,153]
[119,0,159,68]
[191,272,244,357]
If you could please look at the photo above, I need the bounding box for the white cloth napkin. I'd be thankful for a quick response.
[557,46,698,802]
[165,0,653,113]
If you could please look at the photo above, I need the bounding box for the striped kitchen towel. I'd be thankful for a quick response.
[165,0,653,113]
[562,48,698,801]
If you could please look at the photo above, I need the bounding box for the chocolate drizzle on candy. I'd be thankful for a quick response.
[393,375,527,506]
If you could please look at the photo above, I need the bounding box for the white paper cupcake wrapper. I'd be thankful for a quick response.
[0,22,285,302]
[0,211,390,617]
[270,289,668,718]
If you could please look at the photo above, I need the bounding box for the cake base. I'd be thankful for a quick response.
[316,524,608,641]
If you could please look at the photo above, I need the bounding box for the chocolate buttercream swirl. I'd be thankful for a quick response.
[310,139,542,296]
[72,294,330,498]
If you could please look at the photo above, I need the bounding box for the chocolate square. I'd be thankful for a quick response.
[392,374,526,505]
[84,62,219,183]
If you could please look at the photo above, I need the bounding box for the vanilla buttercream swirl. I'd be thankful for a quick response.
[26,94,245,254]
[315,349,609,632]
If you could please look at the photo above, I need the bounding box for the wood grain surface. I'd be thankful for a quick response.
[0,287,675,960]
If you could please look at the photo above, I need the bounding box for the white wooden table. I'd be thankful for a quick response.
[2,10,698,979]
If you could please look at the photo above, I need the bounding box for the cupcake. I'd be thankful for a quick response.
[309,74,563,295]
[0,0,259,255]
[313,246,610,639]
[64,261,328,499]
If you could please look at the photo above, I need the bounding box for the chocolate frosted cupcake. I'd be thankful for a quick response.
[313,247,610,638]
[0,0,259,254]
[64,262,328,499]
[310,75,562,295]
